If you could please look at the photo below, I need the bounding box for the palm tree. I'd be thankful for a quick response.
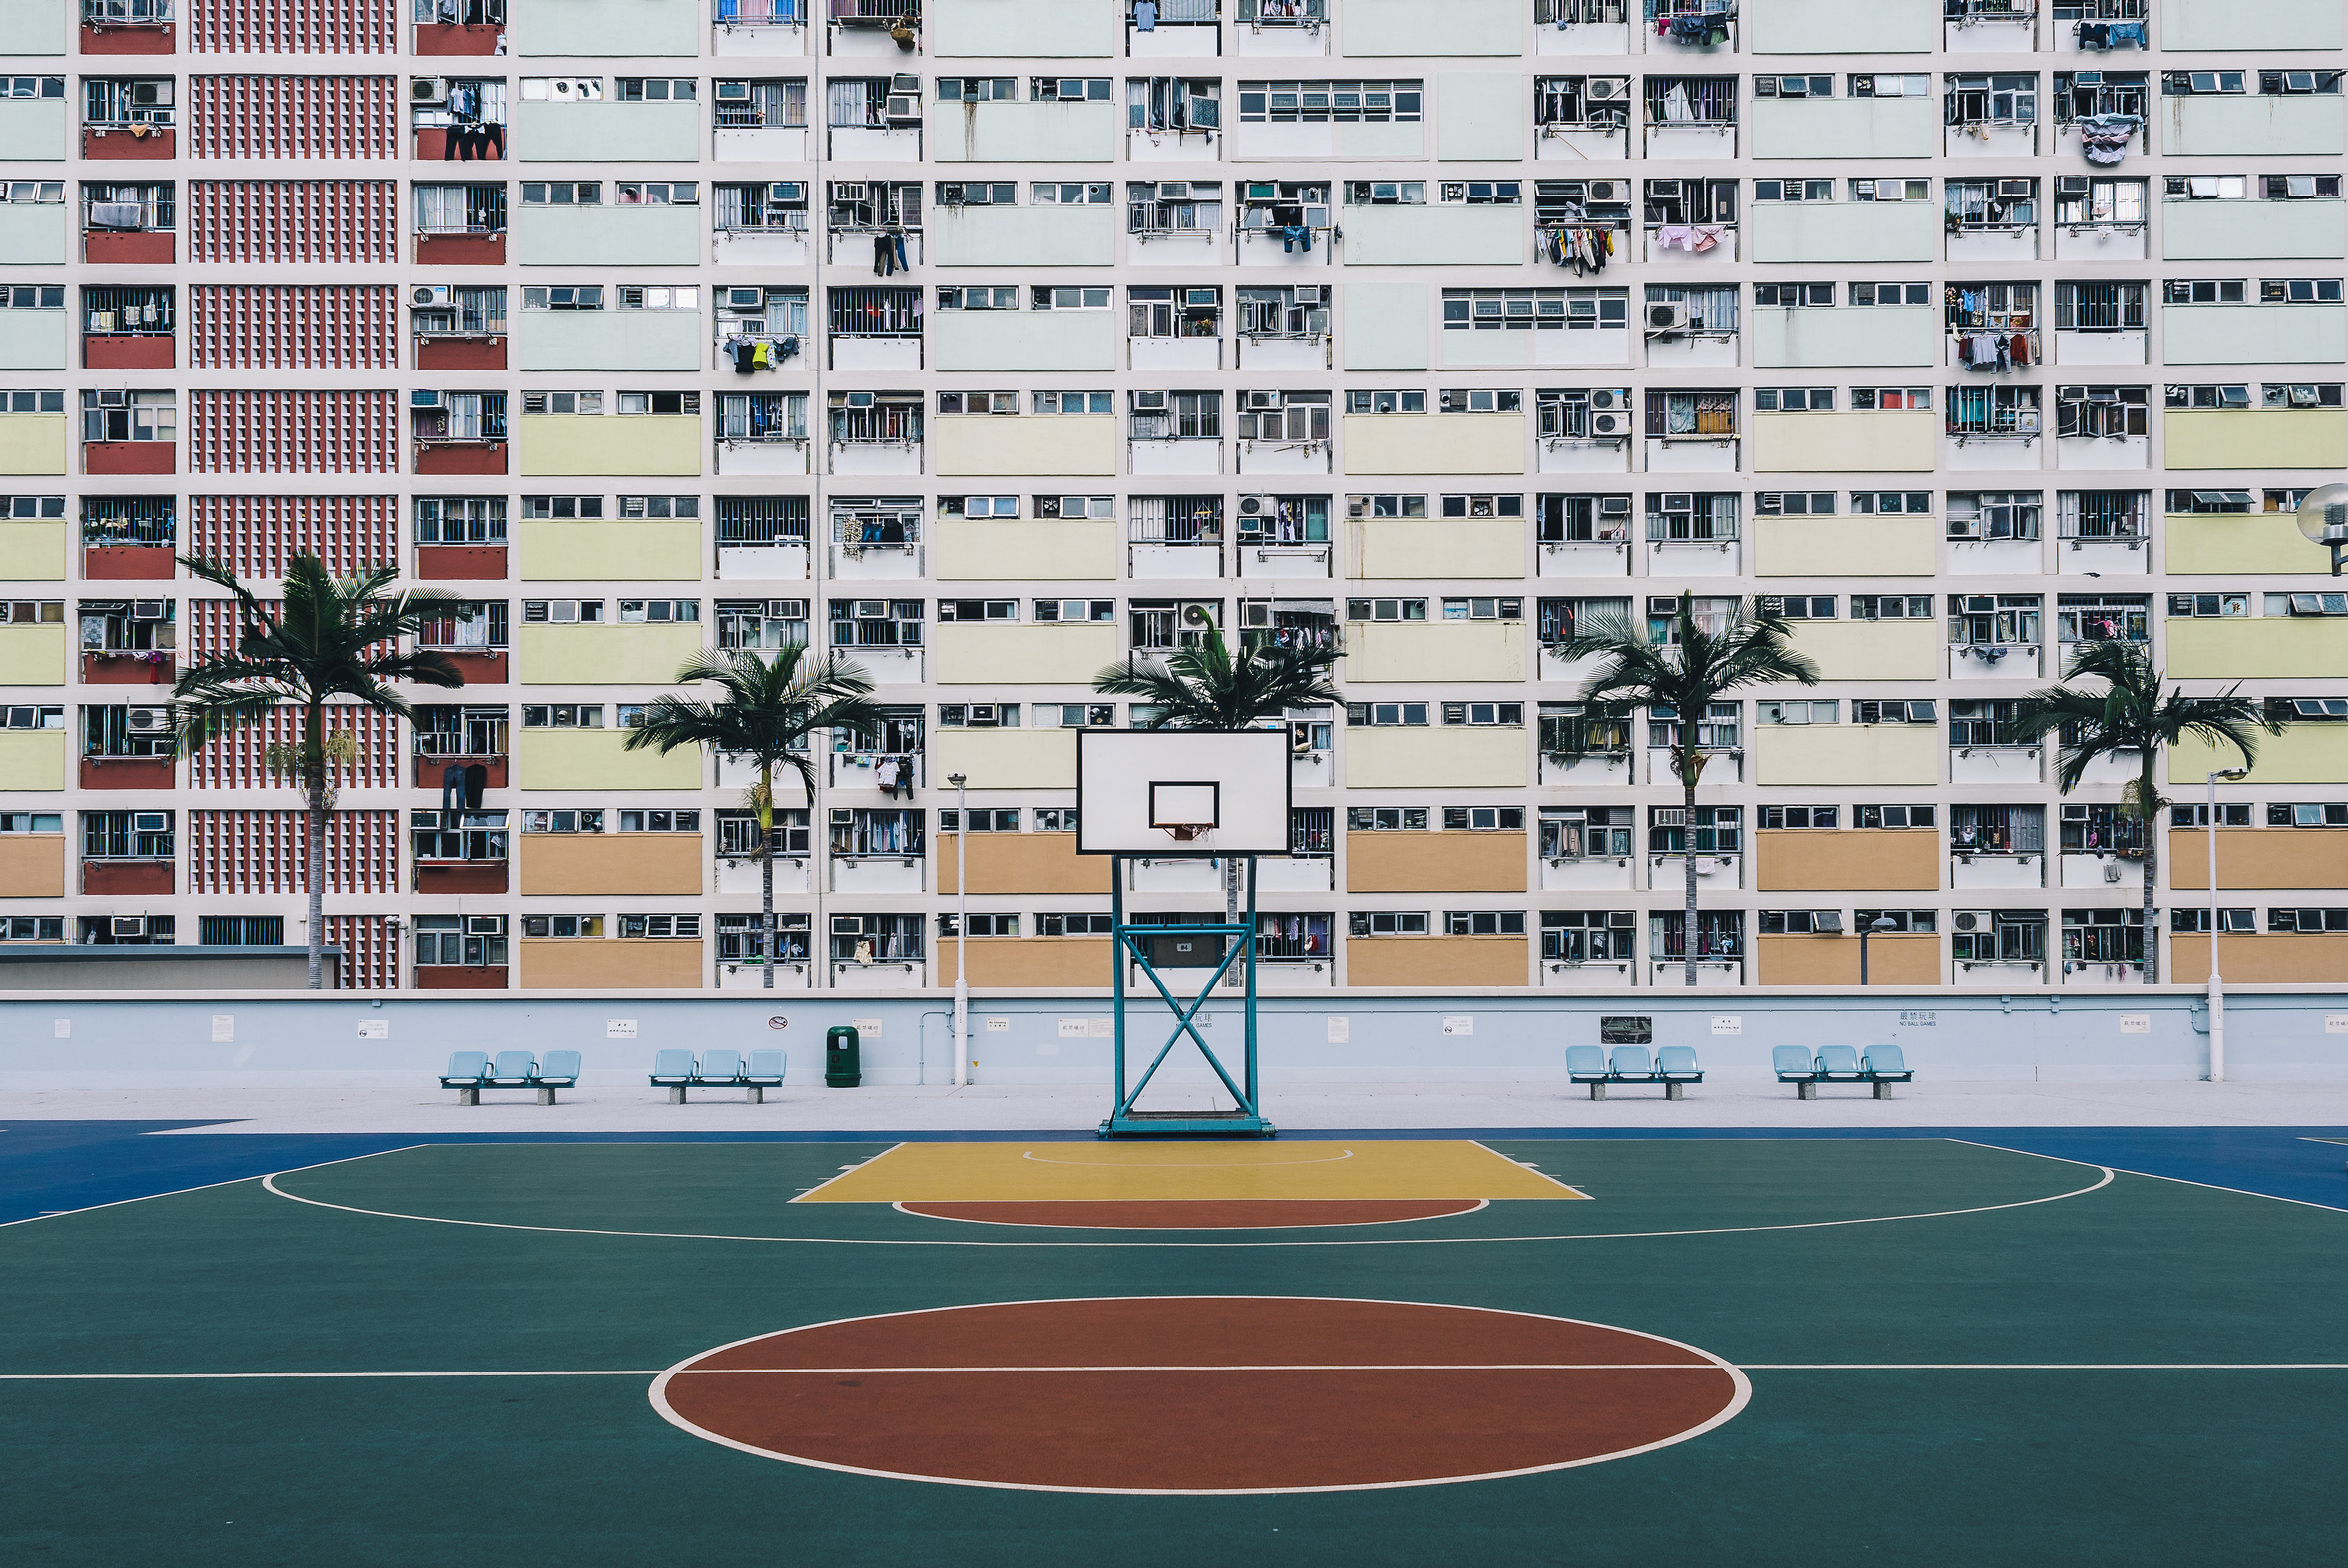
[1554,592,1821,986]
[1096,623,1343,921]
[2010,640,2278,985]
[623,645,881,988]
[172,555,465,990]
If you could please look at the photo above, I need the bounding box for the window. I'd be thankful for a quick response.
[1543,910,1636,962]
[618,286,695,312]
[1850,595,1934,622]
[713,79,806,129]
[1031,77,1111,102]
[1756,388,1834,412]
[2167,592,2250,619]
[2055,177,2146,227]
[1442,701,1525,725]
[410,809,508,862]
[521,704,604,726]
[1651,910,1743,960]
[936,599,1016,622]
[2261,383,2344,408]
[2056,386,2149,438]
[716,911,811,963]
[615,182,695,207]
[521,182,601,206]
[415,497,506,545]
[1945,179,2038,229]
[79,390,174,444]
[619,914,701,939]
[1236,181,1329,232]
[1645,493,1739,542]
[717,810,811,858]
[1646,77,1736,126]
[1036,912,1112,938]
[82,811,172,861]
[521,915,604,938]
[1446,911,1527,936]
[2058,491,2148,541]
[1944,73,2035,123]
[616,391,697,416]
[1,705,62,730]
[2267,802,2348,828]
[1948,594,2042,647]
[1349,912,1431,937]
[521,392,600,415]
[1852,491,1933,515]
[1032,391,1112,415]
[1128,391,1221,441]
[1761,595,1837,620]
[1644,392,1739,439]
[1536,496,1634,544]
[1032,598,1115,623]
[936,391,1015,415]
[3,182,67,205]
[1850,387,1931,411]
[1755,75,1834,99]
[830,913,925,963]
[1535,77,1633,130]
[1540,808,1634,861]
[1852,699,1938,725]
[1128,77,1221,133]
[2054,71,2147,121]
[1126,287,1220,340]
[415,916,504,969]
[79,495,171,548]
[1540,702,1632,755]
[827,179,921,231]
[1441,182,1522,206]
[2261,279,2345,304]
[1858,805,1936,829]
[1239,81,1423,123]
[1646,283,1737,334]
[2271,908,2348,932]
[2270,591,2348,618]
[1759,911,1844,935]
[1442,289,1581,332]
[1238,390,1330,442]
[0,915,65,941]
[1344,702,1430,727]
[1646,705,1741,754]
[1947,491,2041,540]
[1345,181,1425,206]
[1033,287,1111,312]
[1032,183,1113,206]
[1639,179,1736,226]
[1759,699,1838,724]
[1946,384,2041,438]
[2172,908,2255,934]
[1349,807,1429,832]
[1754,283,1834,308]
[1949,701,2032,750]
[2,76,64,101]
[2062,909,2145,966]
[1953,908,2046,965]
[521,286,603,311]
[618,810,699,834]
[1439,495,1524,522]
[1761,806,1839,830]
[1128,181,1224,236]
[2260,174,2342,200]
[616,599,697,623]
[1753,178,1835,203]
[2164,278,2246,305]
[1852,179,1931,203]
[1034,809,1081,832]
[1345,597,1425,622]
[2158,70,2248,96]
[418,601,507,651]
[5,496,68,521]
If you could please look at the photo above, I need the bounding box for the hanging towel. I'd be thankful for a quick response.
[1690,223,1723,252]
[1133,0,1156,27]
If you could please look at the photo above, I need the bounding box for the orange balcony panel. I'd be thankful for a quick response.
[84,442,175,476]
[413,128,505,162]
[414,22,504,55]
[81,652,174,685]
[82,544,175,579]
[80,756,175,790]
[415,336,506,372]
[81,23,175,53]
[82,127,174,160]
[416,544,507,581]
[416,233,505,267]
[84,335,174,371]
[416,965,509,989]
[417,861,507,895]
[439,649,507,685]
[84,231,173,265]
[83,860,173,895]
[414,754,509,791]
[415,441,506,476]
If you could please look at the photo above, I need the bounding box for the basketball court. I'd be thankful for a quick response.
[5,1127,2343,1562]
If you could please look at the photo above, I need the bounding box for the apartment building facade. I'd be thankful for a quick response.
[2,0,2345,994]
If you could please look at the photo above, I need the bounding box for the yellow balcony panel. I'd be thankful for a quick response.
[932,311,1116,373]
[945,936,1113,988]
[520,938,704,991]
[2164,512,2336,575]
[931,623,1118,685]
[1346,830,1526,894]
[0,413,69,476]
[517,415,701,478]
[1754,723,1940,787]
[2160,0,2338,48]
[938,831,1110,896]
[2172,724,2348,785]
[0,731,66,791]
[932,727,1076,789]
[1340,413,1522,476]
[515,728,703,791]
[934,520,1116,581]
[1786,621,1939,681]
[519,834,702,897]
[1755,516,1936,577]
[2170,932,2348,985]
[1347,516,1521,579]
[933,415,1116,477]
[2170,827,2348,891]
[1753,411,1936,473]
[1349,934,1526,987]
[0,624,68,686]
[2163,409,2348,470]
[1757,829,1939,892]
[0,521,65,580]
[1758,932,1938,986]
[1344,726,1524,789]
[0,834,66,898]
[2166,618,2348,681]
[1345,621,1525,683]
[517,622,703,686]
[518,520,700,581]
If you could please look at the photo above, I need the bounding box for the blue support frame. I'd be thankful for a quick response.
[1100,854,1274,1138]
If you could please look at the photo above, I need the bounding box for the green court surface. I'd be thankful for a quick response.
[3,1137,2343,1565]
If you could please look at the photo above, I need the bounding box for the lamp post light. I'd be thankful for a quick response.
[384,914,403,993]
[2294,481,2348,577]
[948,771,968,1089]
[1859,914,1898,985]
[2205,766,2249,1083]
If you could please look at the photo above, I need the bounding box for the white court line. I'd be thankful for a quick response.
[1018,1147,1356,1167]
[788,1144,907,1201]
[261,1158,2118,1248]
[7,1362,2345,1382]
[1,1145,431,1231]
[1952,1137,2348,1215]
[890,1197,1492,1231]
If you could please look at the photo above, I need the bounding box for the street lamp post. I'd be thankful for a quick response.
[948,771,968,1089]
[2205,766,2248,1083]
[1859,914,1898,985]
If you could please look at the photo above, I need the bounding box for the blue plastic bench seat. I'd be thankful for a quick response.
[652,1047,783,1103]
[485,1050,536,1088]
[1779,1045,1918,1099]
[742,1050,788,1101]
[443,1048,574,1106]
[1861,1044,1914,1099]
[1568,1043,1701,1100]
[439,1051,490,1103]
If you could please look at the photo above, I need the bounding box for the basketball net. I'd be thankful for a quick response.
[1162,824,1210,843]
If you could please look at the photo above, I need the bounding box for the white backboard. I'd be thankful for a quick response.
[1075,729,1293,857]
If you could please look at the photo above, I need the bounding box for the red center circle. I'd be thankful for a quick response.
[653,1297,1747,1493]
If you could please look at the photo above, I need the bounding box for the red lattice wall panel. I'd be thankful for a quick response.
[187,495,400,579]
[191,705,400,792]
[185,597,275,663]
[187,181,397,265]
[190,0,397,54]
[188,389,399,474]
[188,285,399,371]
[188,76,399,161]
[187,809,400,895]
[327,914,402,989]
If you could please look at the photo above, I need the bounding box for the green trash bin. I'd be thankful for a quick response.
[825,1025,862,1089]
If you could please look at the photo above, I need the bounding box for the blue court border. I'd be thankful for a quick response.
[5,1120,2344,1226]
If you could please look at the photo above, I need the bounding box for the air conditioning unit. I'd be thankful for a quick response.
[833,181,868,201]
[411,78,449,107]
[412,285,452,308]
[1291,285,1326,304]
[1591,411,1629,436]
[965,704,999,726]
[1954,911,1988,932]
[1998,179,2034,197]
[1815,912,1845,933]
[2015,410,2041,434]
[132,600,165,620]
[726,287,763,309]
[1757,493,1784,513]
[766,599,806,618]
[937,183,967,205]
[1238,495,1272,517]
[716,81,751,102]
[132,80,172,107]
[411,389,443,408]
[1646,302,1691,335]
[845,390,875,408]
[1586,180,1621,201]
[112,916,148,938]
[1347,497,1367,516]
[855,599,887,617]
[1648,178,1683,198]
[134,812,167,833]
[768,181,805,203]
[1181,603,1214,627]
[890,74,920,94]
[547,77,594,101]
[126,706,170,734]
[1590,388,1623,411]
[1586,80,1626,103]
[885,94,921,122]
[1600,496,1631,516]
[1947,516,1982,538]
[1662,493,1694,511]
[2056,176,2090,195]
[547,601,579,623]
[465,916,503,936]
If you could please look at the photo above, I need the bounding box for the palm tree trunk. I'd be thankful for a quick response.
[1682,761,1700,988]
[758,760,776,990]
[305,704,325,990]
[2140,754,2161,985]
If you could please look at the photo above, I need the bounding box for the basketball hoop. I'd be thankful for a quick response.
[1161,823,1210,843]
